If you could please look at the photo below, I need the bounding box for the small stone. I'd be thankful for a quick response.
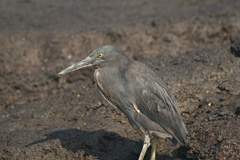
[230,35,240,57]
[235,106,240,116]
[151,20,157,27]
[218,135,223,140]
[67,55,72,59]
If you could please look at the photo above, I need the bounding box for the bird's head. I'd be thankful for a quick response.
[58,45,121,75]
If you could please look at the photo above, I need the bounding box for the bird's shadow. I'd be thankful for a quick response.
[26,128,192,160]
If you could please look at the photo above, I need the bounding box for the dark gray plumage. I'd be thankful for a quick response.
[59,45,188,160]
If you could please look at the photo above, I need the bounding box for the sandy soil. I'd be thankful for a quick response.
[0,0,240,160]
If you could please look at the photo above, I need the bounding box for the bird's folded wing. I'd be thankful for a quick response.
[132,72,188,144]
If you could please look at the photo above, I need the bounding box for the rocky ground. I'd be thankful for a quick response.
[0,0,240,160]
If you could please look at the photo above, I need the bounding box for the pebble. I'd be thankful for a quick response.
[230,35,240,57]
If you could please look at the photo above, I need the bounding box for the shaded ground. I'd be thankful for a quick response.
[0,0,240,160]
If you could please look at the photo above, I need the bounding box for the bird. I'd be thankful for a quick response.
[58,45,188,160]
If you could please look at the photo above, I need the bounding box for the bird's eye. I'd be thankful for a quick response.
[97,53,103,58]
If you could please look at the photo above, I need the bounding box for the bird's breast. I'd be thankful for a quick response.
[94,69,103,90]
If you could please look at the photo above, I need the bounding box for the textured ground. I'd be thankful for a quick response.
[0,0,240,160]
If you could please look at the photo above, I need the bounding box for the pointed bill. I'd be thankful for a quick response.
[58,56,93,76]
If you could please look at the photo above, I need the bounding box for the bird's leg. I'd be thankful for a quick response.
[150,141,157,160]
[138,134,150,160]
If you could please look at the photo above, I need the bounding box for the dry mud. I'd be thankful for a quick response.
[0,0,240,160]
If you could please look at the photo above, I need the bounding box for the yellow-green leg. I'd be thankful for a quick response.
[138,135,150,160]
[150,142,157,160]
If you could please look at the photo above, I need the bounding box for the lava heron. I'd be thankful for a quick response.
[58,45,188,160]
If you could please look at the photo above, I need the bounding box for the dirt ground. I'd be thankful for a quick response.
[0,0,240,160]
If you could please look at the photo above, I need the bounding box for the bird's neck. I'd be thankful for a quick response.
[110,54,131,73]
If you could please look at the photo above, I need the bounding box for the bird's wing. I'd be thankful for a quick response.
[128,62,188,144]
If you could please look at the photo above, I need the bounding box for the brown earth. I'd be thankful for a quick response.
[0,0,240,160]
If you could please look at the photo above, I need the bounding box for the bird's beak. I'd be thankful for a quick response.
[58,56,94,76]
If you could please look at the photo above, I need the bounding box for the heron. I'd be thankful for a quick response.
[58,45,188,160]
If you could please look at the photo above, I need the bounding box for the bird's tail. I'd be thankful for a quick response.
[173,119,189,146]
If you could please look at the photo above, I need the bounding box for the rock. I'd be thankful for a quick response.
[235,106,240,116]
[230,35,240,57]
